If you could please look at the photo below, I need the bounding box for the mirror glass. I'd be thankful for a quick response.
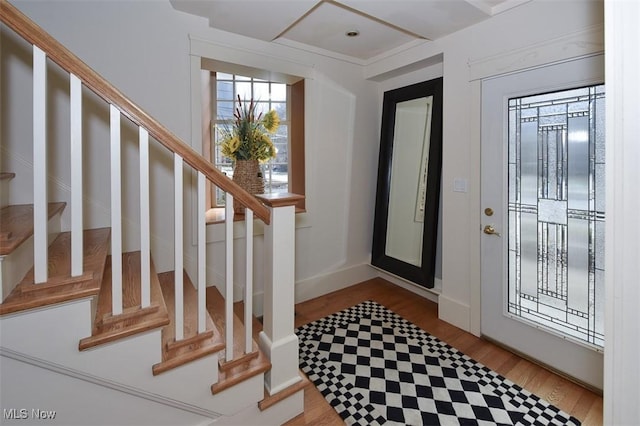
[371,78,442,288]
[385,96,433,266]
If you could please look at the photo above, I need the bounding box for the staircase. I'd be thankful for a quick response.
[0,1,307,424]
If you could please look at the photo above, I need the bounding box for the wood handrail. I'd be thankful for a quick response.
[0,0,270,224]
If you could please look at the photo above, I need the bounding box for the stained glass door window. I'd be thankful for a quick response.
[508,85,605,348]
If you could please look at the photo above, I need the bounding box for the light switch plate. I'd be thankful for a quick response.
[453,178,468,193]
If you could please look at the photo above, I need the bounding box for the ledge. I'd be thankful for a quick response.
[255,192,305,208]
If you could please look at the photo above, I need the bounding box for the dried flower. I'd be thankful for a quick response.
[218,96,279,163]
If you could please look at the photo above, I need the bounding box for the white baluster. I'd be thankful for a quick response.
[225,194,234,362]
[110,105,123,315]
[174,154,184,341]
[140,127,150,308]
[197,172,206,333]
[33,46,48,284]
[245,209,253,354]
[70,74,83,277]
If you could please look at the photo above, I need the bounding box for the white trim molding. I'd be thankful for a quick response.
[438,294,471,332]
[603,0,640,423]
[468,24,604,81]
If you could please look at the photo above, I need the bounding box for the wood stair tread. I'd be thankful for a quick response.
[152,271,224,376]
[78,252,169,350]
[206,286,271,394]
[0,228,110,315]
[0,202,66,256]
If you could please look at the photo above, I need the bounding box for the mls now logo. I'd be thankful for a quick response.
[3,409,28,419]
[3,408,57,420]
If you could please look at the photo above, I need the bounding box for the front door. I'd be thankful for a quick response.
[480,56,604,390]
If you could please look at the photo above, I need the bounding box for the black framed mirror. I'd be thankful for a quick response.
[371,78,443,288]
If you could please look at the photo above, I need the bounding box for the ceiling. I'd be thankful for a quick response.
[170,0,530,63]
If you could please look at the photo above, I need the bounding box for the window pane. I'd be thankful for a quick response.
[236,82,251,100]
[217,72,233,80]
[254,101,269,116]
[271,83,286,101]
[253,82,269,101]
[216,101,234,120]
[274,143,288,164]
[273,123,288,144]
[272,101,287,120]
[217,81,234,100]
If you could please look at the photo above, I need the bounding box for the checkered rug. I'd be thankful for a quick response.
[296,300,581,426]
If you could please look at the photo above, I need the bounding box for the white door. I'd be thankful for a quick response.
[480,56,604,390]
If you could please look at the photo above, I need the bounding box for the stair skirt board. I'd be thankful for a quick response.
[2,347,303,426]
[0,298,263,416]
[0,347,223,423]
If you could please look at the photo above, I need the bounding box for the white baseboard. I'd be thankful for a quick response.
[438,293,471,333]
[371,266,440,304]
[294,263,378,303]
[201,264,375,319]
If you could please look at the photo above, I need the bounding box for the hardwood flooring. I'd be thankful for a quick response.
[284,277,603,426]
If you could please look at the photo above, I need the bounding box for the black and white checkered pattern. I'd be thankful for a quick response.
[297,300,581,426]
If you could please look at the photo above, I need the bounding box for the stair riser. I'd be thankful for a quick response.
[0,213,61,302]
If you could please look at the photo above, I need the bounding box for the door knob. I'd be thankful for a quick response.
[483,225,501,237]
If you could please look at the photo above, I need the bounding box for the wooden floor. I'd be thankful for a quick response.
[284,277,603,426]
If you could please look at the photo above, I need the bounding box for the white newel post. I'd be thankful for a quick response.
[256,193,304,395]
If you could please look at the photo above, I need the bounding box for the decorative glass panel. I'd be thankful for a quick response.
[508,85,605,348]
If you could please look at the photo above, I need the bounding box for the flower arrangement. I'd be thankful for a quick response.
[219,96,280,163]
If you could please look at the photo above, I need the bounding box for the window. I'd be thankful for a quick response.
[211,73,289,206]
[201,65,305,217]
[507,84,605,348]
